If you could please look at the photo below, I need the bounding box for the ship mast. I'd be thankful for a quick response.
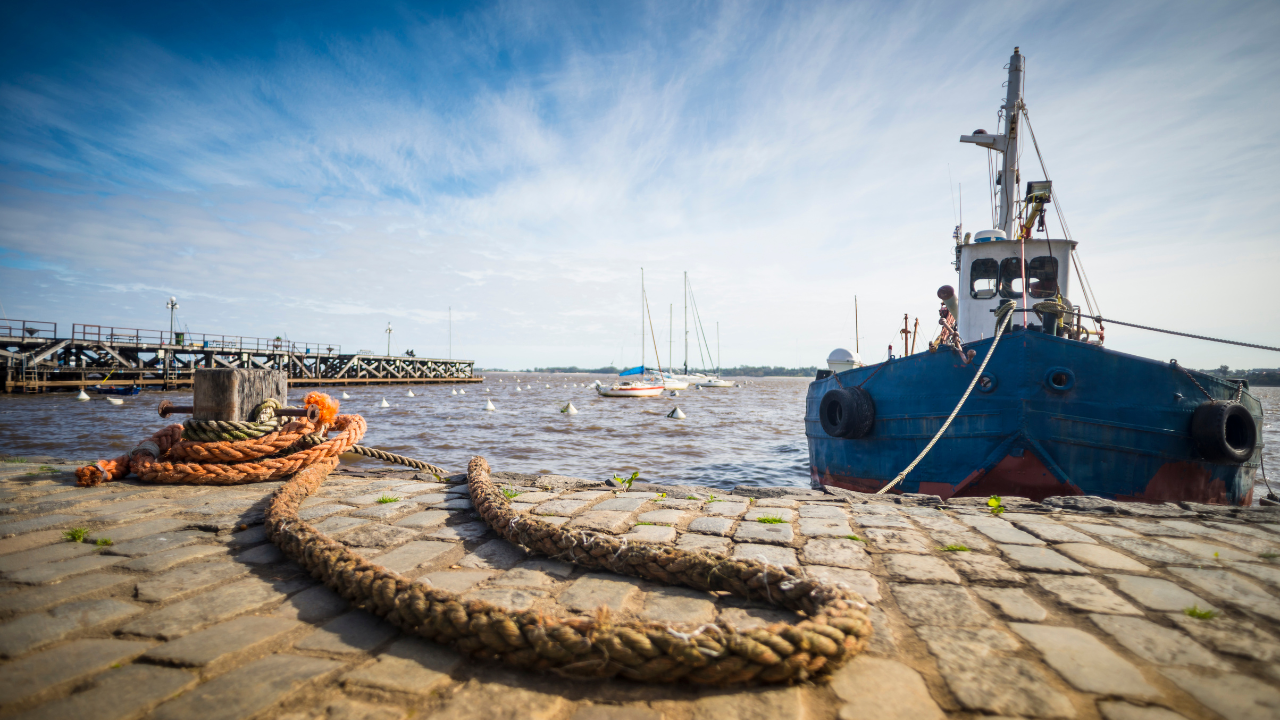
[960,47,1025,237]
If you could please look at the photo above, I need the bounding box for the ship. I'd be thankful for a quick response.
[806,47,1262,505]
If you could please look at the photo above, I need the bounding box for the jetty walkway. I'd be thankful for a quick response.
[0,459,1277,719]
[0,321,478,393]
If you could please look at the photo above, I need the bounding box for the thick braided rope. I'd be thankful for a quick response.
[349,445,449,477]
[265,456,873,685]
[182,418,281,442]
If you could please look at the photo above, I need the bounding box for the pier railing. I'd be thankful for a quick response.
[0,320,57,340]
[72,324,340,355]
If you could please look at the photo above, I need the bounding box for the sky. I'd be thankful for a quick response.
[1,1,1278,371]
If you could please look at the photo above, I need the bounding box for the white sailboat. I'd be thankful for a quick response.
[598,268,665,398]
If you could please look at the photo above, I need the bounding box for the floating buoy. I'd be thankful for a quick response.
[451,389,457,395]
[546,384,551,389]
[379,398,390,408]
[107,397,124,405]
[485,388,489,392]
[76,389,90,401]
[516,386,522,392]
[561,402,578,415]
[672,391,680,397]
[667,406,686,419]
[459,389,466,394]
[341,391,351,399]
[484,399,496,411]
[406,390,416,397]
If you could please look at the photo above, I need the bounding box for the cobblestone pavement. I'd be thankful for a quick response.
[1,457,1279,720]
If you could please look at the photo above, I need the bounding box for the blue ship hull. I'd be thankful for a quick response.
[806,329,1262,505]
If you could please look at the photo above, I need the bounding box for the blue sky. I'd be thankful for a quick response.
[2,1,1278,370]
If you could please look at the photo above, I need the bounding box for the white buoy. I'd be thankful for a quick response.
[341,391,351,399]
[672,391,680,397]
[460,389,466,394]
[545,384,551,389]
[667,406,686,419]
[561,402,578,415]
[107,397,124,405]
[516,386,522,392]
[379,398,390,408]
[485,388,489,392]
[406,389,415,397]
[76,389,90,401]
[484,399,496,411]
[451,389,457,395]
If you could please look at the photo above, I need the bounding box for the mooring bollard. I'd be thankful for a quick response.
[156,368,305,422]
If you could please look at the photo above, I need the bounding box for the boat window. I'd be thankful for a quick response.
[1027,256,1059,298]
[998,257,1024,298]
[970,258,998,299]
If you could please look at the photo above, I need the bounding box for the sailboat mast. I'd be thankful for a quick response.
[716,322,720,374]
[854,296,860,354]
[641,267,645,371]
[668,304,672,371]
[683,272,688,375]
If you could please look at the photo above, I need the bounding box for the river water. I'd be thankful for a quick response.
[1,375,1276,502]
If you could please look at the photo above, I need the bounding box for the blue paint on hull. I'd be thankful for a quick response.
[805,329,1262,505]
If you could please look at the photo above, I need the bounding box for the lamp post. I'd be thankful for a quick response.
[385,322,393,356]
[165,296,178,389]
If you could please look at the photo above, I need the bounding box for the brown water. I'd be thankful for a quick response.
[2,375,1276,501]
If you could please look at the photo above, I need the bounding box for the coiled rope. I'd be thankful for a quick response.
[75,393,873,685]
[877,301,1015,495]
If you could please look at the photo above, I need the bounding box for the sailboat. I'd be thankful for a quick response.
[597,268,665,398]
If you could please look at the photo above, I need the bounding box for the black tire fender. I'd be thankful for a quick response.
[819,386,876,439]
[1190,400,1257,463]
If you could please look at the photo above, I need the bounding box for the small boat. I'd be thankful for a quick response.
[596,381,665,398]
[107,397,124,405]
[696,378,734,388]
[93,385,141,396]
[662,374,690,390]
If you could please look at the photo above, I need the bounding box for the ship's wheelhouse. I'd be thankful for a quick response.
[956,236,1076,342]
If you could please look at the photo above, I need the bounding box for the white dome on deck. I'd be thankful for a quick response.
[827,348,863,373]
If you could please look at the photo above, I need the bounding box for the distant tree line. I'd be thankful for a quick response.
[529,365,820,377]
[1202,366,1280,387]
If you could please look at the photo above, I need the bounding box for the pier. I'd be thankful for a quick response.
[0,320,480,393]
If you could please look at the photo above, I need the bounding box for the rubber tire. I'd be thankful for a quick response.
[1191,401,1257,463]
[819,387,876,439]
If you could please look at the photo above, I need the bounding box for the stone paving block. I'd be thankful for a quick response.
[236,543,284,564]
[149,653,343,720]
[343,636,461,695]
[431,681,567,720]
[351,502,417,520]
[594,497,647,511]
[1165,612,1280,662]
[733,520,794,545]
[935,656,1075,718]
[0,541,96,573]
[13,664,195,720]
[676,534,731,554]
[1034,574,1140,614]
[489,568,558,586]
[1011,623,1159,700]
[828,655,945,720]
[927,530,992,551]
[702,502,748,517]
[850,515,914,529]
[1054,542,1148,572]
[1067,521,1139,537]
[420,570,494,594]
[460,539,527,569]
[1101,536,1205,565]
[732,543,798,568]
[540,516,571,527]
[123,544,228,573]
[559,575,642,612]
[338,523,421,548]
[916,625,1020,661]
[569,706,661,720]
[687,516,734,536]
[144,615,300,668]
[719,606,800,631]
[1226,560,1280,588]
[798,504,846,519]
[639,586,716,624]
[297,503,345,521]
[1158,667,1280,720]
[946,551,1024,584]
[677,686,806,720]
[797,517,854,537]
[620,524,677,543]
[427,521,491,541]
[462,587,548,611]
[891,584,989,626]
[505,491,557,503]
[0,529,63,557]
[0,515,81,537]
[911,515,967,533]
[313,516,371,535]
[0,597,142,658]
[374,541,464,576]
[636,509,687,525]
[568,511,633,533]
[657,499,702,510]
[800,538,871,569]
[296,610,398,654]
[0,638,152,705]
[7,554,125,585]
[882,553,960,584]
[102,530,209,558]
[1015,521,1096,544]
[1089,613,1231,669]
[1112,518,1194,537]
[1168,567,1280,621]
[745,508,795,522]
[1158,537,1255,562]
[972,523,1045,545]
[0,572,131,614]
[999,543,1090,574]
[535,499,590,516]
[1097,701,1189,720]
[754,498,798,508]
[517,557,574,578]
[806,566,881,603]
[272,584,349,623]
[973,586,1047,621]
[136,560,248,602]
[393,510,450,529]
[1106,574,1216,612]
[861,529,932,554]
[562,491,611,500]
[123,576,308,640]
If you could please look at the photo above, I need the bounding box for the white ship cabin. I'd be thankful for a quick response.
[955,230,1076,343]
